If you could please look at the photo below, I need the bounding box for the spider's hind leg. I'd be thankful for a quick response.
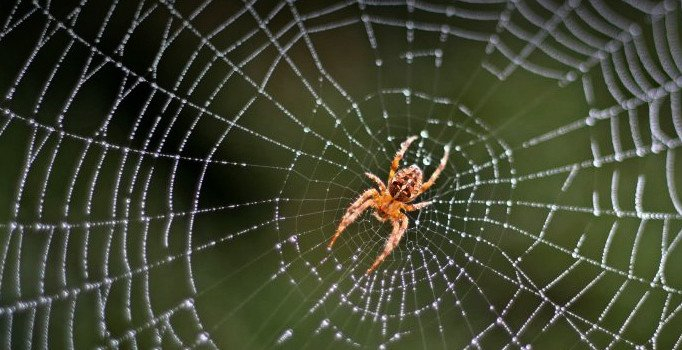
[366,214,408,274]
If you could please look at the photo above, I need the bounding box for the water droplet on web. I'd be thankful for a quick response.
[276,329,294,344]
[303,127,310,133]
[5,87,16,100]
[420,130,429,138]
[197,332,210,343]
[422,155,431,166]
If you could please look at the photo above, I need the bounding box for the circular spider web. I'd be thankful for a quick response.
[0,0,681,349]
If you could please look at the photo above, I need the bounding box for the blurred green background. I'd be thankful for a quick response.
[0,0,681,349]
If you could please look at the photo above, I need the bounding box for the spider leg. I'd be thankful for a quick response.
[328,188,377,249]
[420,144,450,192]
[404,201,433,211]
[373,212,387,222]
[365,172,387,192]
[366,214,409,274]
[388,135,418,182]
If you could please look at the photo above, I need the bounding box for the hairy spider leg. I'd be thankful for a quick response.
[328,188,378,249]
[420,144,450,192]
[366,214,409,274]
[388,135,418,182]
[365,172,386,192]
[405,201,433,211]
[373,212,387,222]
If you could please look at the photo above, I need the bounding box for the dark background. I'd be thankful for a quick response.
[0,0,681,349]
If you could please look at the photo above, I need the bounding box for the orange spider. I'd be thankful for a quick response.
[328,135,450,274]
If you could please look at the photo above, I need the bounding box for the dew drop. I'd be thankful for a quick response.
[276,329,294,344]
[197,332,210,343]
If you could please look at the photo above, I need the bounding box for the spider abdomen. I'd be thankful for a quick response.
[388,165,423,202]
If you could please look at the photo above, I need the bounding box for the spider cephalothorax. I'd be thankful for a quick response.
[327,136,450,274]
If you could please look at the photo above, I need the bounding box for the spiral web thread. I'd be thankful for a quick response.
[0,0,682,348]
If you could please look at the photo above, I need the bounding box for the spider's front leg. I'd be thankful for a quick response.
[420,144,450,192]
[366,214,408,274]
[328,188,378,249]
[388,135,418,182]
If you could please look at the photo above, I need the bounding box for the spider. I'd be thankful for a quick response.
[328,135,450,274]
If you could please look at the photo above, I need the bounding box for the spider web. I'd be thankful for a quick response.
[0,0,681,348]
